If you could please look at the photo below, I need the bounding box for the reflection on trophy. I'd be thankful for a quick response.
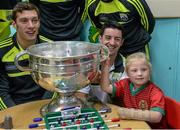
[14,41,109,116]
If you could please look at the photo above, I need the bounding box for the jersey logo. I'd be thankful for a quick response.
[138,100,148,110]
[119,13,128,22]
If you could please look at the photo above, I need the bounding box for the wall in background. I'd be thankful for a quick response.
[149,18,180,101]
[146,0,180,18]
[146,0,180,101]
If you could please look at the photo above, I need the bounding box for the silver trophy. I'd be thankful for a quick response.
[14,41,109,116]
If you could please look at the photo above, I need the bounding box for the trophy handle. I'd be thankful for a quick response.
[100,44,109,62]
[14,50,32,71]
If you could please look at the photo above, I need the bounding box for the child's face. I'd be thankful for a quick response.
[127,59,150,88]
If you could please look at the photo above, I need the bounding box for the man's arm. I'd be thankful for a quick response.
[100,59,113,94]
[127,0,155,34]
[0,71,16,110]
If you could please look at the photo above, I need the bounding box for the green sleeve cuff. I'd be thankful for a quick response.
[111,84,116,98]
[151,107,165,116]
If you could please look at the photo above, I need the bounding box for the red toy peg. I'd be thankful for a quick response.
[75,120,81,124]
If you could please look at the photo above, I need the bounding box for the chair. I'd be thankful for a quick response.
[165,96,180,129]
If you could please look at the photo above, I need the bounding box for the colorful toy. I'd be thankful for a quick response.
[43,108,108,130]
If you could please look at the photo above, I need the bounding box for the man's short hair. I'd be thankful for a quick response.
[99,19,124,37]
[12,2,39,21]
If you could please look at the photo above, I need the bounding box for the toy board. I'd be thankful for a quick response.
[44,108,108,130]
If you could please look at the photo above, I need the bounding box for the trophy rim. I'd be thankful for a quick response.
[26,41,102,59]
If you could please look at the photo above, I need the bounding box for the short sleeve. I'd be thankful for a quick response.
[113,79,127,98]
[150,87,165,115]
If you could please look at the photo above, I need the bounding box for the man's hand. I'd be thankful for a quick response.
[89,71,101,84]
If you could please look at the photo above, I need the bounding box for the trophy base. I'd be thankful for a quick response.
[40,96,91,116]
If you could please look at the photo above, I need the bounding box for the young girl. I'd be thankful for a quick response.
[100,52,166,128]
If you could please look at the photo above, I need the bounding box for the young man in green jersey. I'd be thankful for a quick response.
[0,2,52,110]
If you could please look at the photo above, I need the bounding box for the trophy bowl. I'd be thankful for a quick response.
[14,41,109,116]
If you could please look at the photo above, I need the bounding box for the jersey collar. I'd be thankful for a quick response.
[130,81,150,96]
[12,33,40,50]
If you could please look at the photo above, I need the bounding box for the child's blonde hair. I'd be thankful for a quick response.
[125,52,152,72]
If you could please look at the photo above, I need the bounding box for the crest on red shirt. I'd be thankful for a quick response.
[139,100,148,110]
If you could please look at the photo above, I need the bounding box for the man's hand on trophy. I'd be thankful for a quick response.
[88,71,101,85]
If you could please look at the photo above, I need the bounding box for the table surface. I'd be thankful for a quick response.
[0,99,151,129]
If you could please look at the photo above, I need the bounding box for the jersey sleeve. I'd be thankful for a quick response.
[127,0,155,34]
[112,79,126,98]
[150,87,165,115]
